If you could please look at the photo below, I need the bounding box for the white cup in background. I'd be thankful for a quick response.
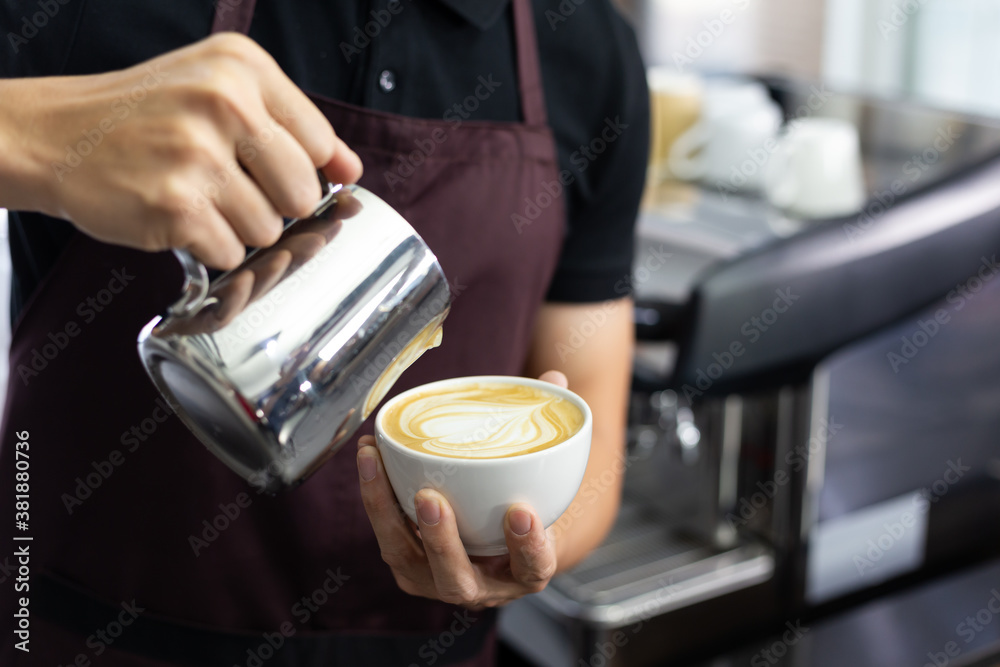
[764,117,866,219]
[668,79,783,190]
[647,68,703,179]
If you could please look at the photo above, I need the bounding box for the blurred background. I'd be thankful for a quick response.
[630,0,1000,116]
[3,1,1000,665]
[497,1,1000,666]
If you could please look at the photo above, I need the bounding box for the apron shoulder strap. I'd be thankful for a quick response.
[511,0,549,127]
[211,0,549,127]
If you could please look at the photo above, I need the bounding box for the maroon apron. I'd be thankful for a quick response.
[0,0,565,664]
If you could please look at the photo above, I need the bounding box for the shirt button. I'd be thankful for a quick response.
[378,69,397,93]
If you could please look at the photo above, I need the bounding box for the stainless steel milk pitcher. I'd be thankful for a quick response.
[138,182,451,492]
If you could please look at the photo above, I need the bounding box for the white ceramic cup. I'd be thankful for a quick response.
[763,117,866,219]
[374,375,593,556]
[668,79,783,189]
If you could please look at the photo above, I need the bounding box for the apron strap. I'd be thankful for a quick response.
[211,0,256,35]
[209,0,548,126]
[510,0,549,127]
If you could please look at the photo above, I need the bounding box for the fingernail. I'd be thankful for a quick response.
[510,509,532,536]
[417,495,440,525]
[358,449,376,482]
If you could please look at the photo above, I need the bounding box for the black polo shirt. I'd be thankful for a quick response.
[1,0,649,320]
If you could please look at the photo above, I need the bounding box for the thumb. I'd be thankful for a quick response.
[537,370,568,389]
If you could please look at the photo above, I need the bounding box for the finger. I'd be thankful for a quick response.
[212,176,280,247]
[253,61,363,184]
[214,169,283,248]
[413,489,482,607]
[195,34,359,181]
[505,504,557,593]
[320,135,364,186]
[239,120,322,219]
[266,98,362,186]
[537,370,568,389]
[255,66,339,168]
[182,204,246,270]
[357,445,434,589]
[358,435,376,450]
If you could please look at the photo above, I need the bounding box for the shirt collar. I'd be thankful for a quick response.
[435,0,510,31]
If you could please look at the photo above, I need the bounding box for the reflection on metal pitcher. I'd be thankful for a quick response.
[138,183,451,492]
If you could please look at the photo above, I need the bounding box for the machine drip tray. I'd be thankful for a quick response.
[532,500,774,629]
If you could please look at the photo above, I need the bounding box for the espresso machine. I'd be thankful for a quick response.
[499,79,1000,666]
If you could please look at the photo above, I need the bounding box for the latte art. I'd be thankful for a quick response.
[381,382,585,459]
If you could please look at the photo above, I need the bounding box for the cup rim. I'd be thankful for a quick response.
[375,375,593,464]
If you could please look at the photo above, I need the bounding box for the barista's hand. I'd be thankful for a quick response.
[0,33,363,270]
[356,371,567,609]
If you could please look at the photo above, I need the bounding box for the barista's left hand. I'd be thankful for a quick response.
[355,371,565,609]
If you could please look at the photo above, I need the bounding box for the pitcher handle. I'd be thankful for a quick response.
[168,174,343,317]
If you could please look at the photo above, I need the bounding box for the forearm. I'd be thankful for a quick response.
[0,78,58,214]
[548,421,626,572]
[524,298,635,573]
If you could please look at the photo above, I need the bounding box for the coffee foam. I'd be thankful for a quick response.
[381,381,584,459]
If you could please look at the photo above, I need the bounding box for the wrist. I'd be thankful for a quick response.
[0,78,63,215]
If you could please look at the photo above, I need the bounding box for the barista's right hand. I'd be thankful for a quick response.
[0,33,363,270]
